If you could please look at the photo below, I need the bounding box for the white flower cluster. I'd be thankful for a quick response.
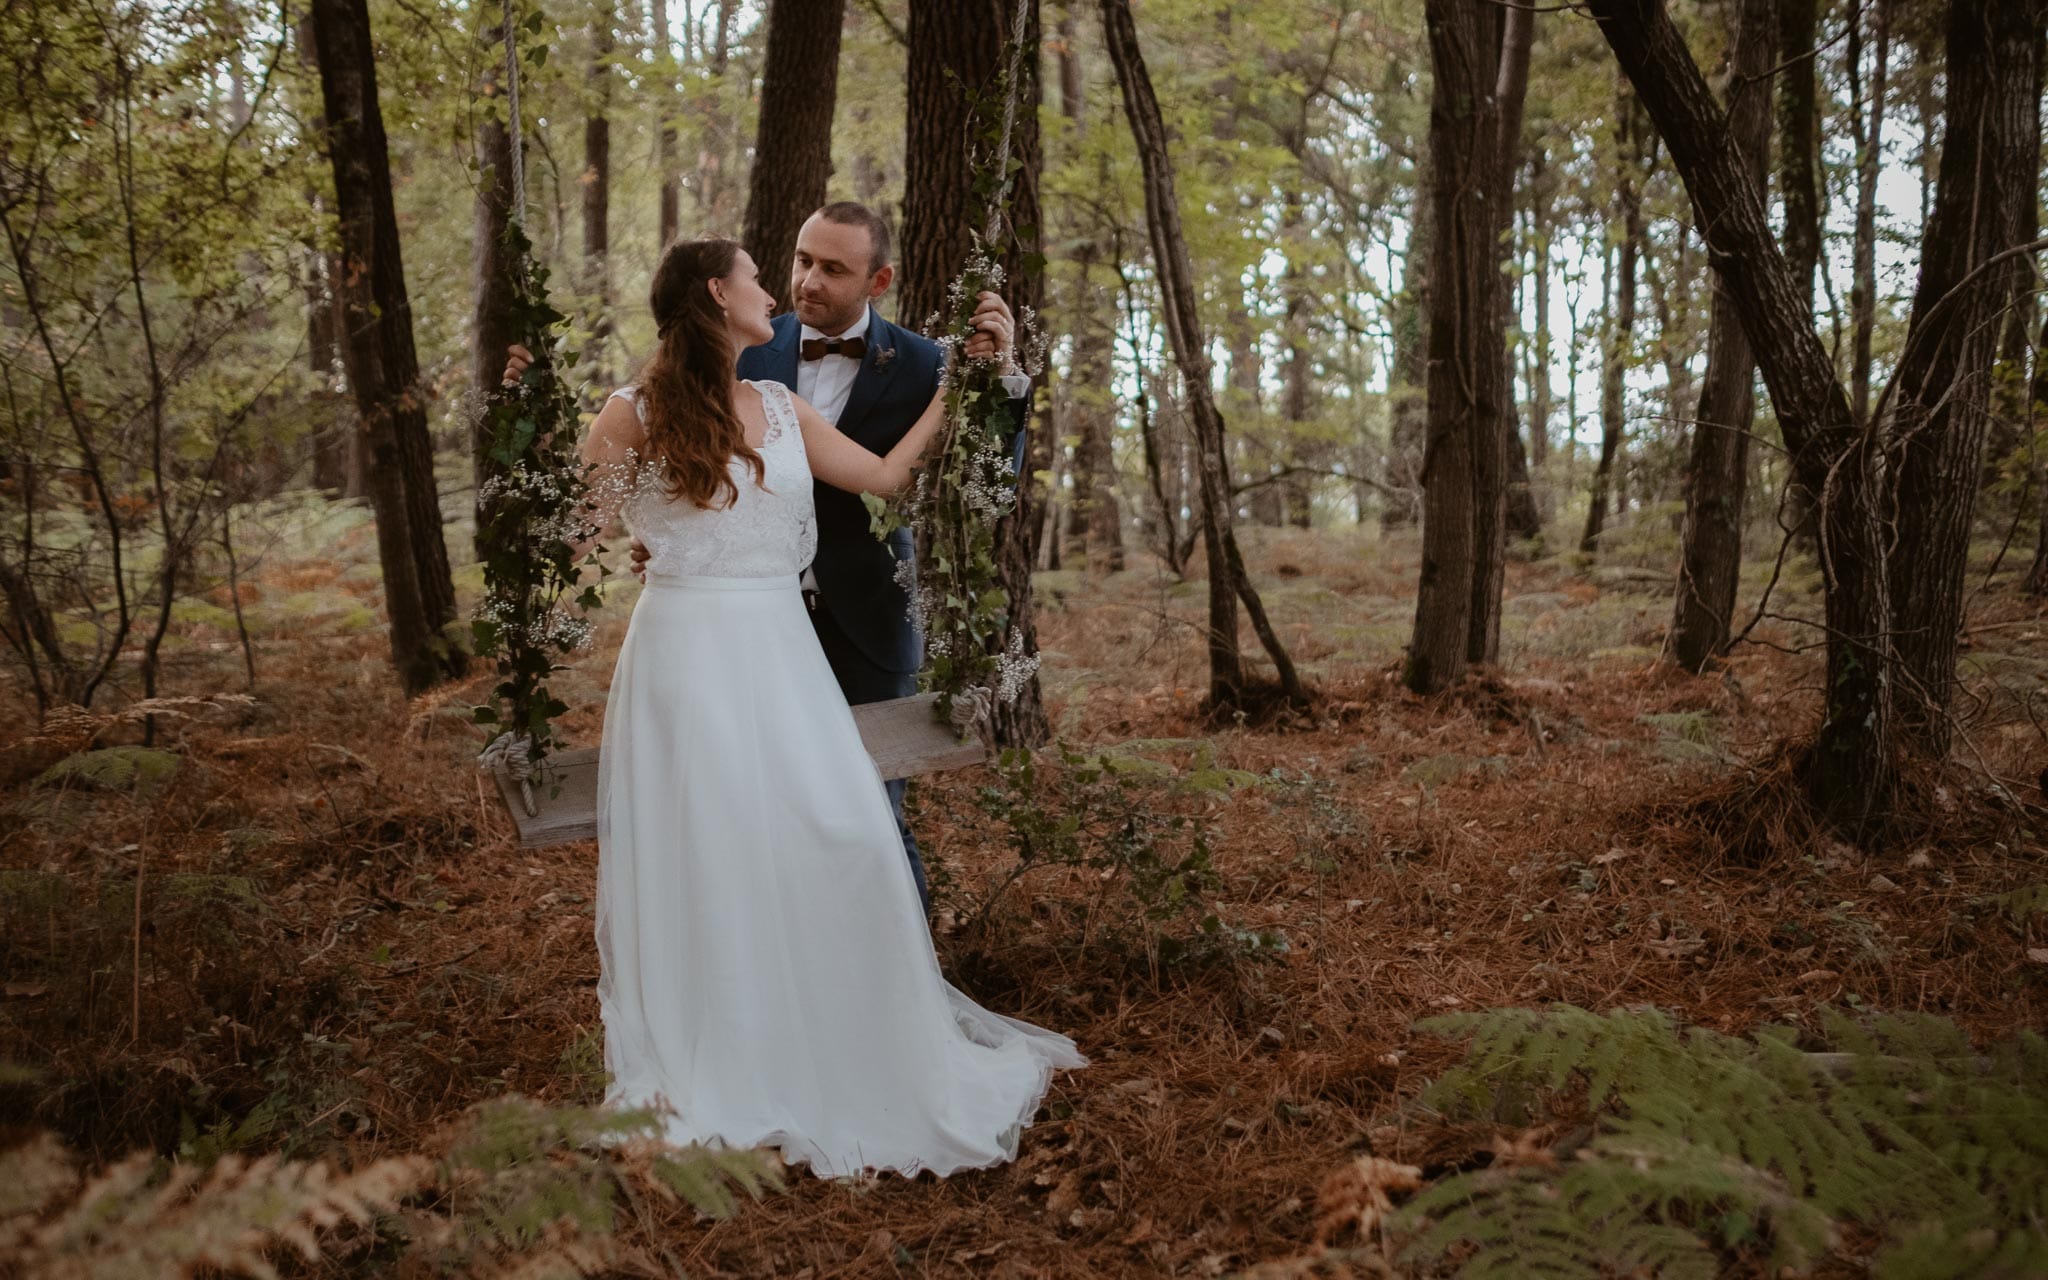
[474,596,594,652]
[994,626,1040,704]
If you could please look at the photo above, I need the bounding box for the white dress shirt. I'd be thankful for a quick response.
[795,309,871,427]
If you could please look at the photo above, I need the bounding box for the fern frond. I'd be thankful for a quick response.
[1399,1005,2048,1278]
[5,1143,427,1280]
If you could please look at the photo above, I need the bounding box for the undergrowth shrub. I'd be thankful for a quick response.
[1,1095,778,1279]
[1373,1005,2048,1278]
[962,743,1286,968]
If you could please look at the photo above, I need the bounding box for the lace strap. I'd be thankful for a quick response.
[757,380,800,446]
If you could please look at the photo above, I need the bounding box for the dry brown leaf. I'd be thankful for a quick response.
[1313,1155,1425,1246]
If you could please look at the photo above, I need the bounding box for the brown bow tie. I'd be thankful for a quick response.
[800,335,867,362]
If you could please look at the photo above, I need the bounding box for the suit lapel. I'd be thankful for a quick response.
[833,306,894,438]
[760,316,801,390]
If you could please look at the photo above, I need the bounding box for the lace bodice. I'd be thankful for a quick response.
[606,380,817,579]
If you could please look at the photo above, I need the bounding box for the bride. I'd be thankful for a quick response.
[560,237,1083,1177]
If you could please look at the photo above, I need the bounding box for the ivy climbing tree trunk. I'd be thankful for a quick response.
[473,17,520,556]
[1883,0,2044,755]
[583,1,614,391]
[742,0,845,316]
[308,0,465,696]
[901,0,1051,746]
[1670,0,1776,673]
[1100,0,1307,712]
[1407,0,1502,693]
[1585,0,1893,824]
[1580,86,1643,557]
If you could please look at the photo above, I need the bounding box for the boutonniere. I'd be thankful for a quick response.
[873,346,896,371]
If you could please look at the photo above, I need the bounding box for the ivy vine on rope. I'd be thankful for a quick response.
[471,4,598,814]
[865,0,1044,737]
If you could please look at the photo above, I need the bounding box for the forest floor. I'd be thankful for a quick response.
[3,505,2045,1278]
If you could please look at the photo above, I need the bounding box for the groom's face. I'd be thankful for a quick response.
[790,214,892,336]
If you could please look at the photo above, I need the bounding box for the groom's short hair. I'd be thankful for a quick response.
[816,201,892,275]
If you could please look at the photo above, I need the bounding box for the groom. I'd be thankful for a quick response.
[634,201,1030,911]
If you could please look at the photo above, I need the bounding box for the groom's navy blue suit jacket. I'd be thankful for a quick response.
[736,305,1029,685]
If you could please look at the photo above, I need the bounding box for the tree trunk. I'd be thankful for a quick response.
[1884,0,2043,754]
[1848,0,1892,426]
[583,3,615,390]
[473,20,520,555]
[1383,153,1432,531]
[694,0,741,231]
[309,0,465,696]
[1586,0,1893,824]
[1527,153,1554,474]
[1670,0,1777,673]
[654,0,680,246]
[1478,0,1537,657]
[743,0,845,315]
[902,0,1050,746]
[1581,90,1643,557]
[295,12,357,499]
[1100,0,1307,711]
[1057,6,1124,572]
[1407,0,1503,693]
[2027,306,2048,595]
[1776,0,1822,538]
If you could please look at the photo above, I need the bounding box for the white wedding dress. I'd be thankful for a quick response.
[592,379,1084,1177]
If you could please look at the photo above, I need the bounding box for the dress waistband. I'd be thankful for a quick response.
[641,572,800,592]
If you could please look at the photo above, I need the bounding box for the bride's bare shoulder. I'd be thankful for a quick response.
[582,391,648,464]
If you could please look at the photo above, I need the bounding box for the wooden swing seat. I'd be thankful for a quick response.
[489,692,987,848]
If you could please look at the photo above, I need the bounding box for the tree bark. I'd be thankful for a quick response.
[654,0,680,246]
[1383,153,1432,531]
[1477,0,1538,658]
[1407,0,1503,693]
[1100,0,1307,711]
[902,0,1051,745]
[1776,0,1822,538]
[1884,0,2043,754]
[1490,3,1540,557]
[473,20,520,555]
[1670,0,1777,673]
[295,11,357,499]
[1848,0,1893,426]
[1581,88,1643,557]
[694,0,741,231]
[1585,0,1893,823]
[309,0,465,696]
[1056,5,1124,571]
[583,3,615,390]
[743,0,845,315]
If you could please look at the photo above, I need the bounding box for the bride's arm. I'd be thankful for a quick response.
[795,385,946,498]
[569,395,648,561]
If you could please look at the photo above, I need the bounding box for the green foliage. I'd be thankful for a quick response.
[34,747,182,793]
[471,222,601,770]
[1,1096,781,1279]
[970,744,1284,965]
[1396,1005,2048,1278]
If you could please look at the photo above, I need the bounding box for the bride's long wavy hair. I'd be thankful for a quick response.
[636,238,765,510]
